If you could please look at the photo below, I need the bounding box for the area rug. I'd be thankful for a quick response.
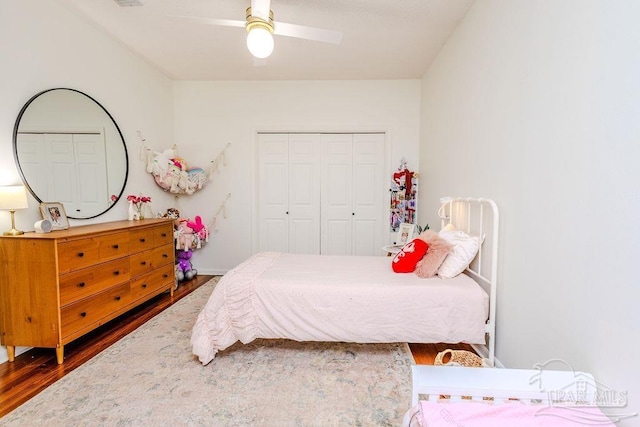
[2,278,414,426]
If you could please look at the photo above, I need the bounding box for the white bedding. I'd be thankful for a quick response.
[191,252,489,365]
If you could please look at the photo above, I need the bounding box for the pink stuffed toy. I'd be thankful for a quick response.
[187,216,204,233]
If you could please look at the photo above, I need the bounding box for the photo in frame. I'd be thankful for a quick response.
[39,202,69,230]
[395,223,416,246]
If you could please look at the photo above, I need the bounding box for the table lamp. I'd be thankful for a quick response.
[0,185,29,236]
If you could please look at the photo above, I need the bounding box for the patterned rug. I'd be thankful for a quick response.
[2,278,414,426]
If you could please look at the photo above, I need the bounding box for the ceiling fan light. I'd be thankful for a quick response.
[247,26,274,59]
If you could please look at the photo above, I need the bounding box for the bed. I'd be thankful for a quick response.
[403,365,618,426]
[191,197,499,365]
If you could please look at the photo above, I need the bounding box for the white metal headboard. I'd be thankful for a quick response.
[438,197,499,364]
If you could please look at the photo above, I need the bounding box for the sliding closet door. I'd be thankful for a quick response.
[259,132,384,256]
[258,133,321,254]
[288,134,321,253]
[321,133,385,256]
[320,134,354,255]
[351,134,386,255]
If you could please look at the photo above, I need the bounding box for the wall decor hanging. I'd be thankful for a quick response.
[139,132,230,195]
[389,158,418,232]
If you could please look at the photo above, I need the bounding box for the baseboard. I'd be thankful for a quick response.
[196,268,229,276]
[0,345,31,365]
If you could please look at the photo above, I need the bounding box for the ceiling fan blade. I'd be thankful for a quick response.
[274,22,343,45]
[168,15,245,28]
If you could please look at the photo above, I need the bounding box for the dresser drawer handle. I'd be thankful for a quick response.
[142,283,147,289]
[80,312,87,317]
[77,282,86,288]
[139,238,146,243]
[141,261,147,266]
[113,270,120,276]
[77,252,84,258]
[115,296,121,301]
[161,233,167,237]
[112,244,119,249]
[162,274,169,279]
[162,254,168,258]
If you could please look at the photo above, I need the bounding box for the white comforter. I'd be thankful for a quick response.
[191,252,489,365]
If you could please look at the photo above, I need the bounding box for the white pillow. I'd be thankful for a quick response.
[437,228,481,278]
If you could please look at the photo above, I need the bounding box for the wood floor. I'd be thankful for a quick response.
[0,274,474,418]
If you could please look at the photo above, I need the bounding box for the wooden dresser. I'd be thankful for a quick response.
[0,219,175,364]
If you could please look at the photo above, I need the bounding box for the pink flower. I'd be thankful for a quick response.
[127,194,151,211]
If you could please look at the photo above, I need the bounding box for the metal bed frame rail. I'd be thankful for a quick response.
[439,197,499,365]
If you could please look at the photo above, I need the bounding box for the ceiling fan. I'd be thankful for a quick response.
[171,0,343,59]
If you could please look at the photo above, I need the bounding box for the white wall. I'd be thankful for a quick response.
[419,0,640,419]
[173,80,421,273]
[0,0,173,362]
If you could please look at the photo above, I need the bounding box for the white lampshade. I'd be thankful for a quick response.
[247,27,274,59]
[0,185,29,210]
[0,185,29,236]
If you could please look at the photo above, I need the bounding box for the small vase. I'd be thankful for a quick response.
[137,205,145,220]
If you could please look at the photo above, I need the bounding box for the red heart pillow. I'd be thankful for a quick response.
[392,239,429,273]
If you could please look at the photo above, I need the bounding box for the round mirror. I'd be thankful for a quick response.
[13,88,129,219]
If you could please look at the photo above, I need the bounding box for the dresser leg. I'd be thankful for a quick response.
[56,346,64,364]
[7,345,15,362]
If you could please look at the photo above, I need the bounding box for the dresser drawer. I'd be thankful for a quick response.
[129,228,155,253]
[59,258,131,307]
[153,224,174,246]
[152,243,175,267]
[61,283,131,339]
[58,232,129,273]
[130,264,175,301]
[130,243,175,276]
[130,248,155,277]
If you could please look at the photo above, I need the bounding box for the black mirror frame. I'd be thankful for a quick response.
[12,88,129,220]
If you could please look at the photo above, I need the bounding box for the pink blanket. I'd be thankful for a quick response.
[418,401,616,426]
[191,252,489,365]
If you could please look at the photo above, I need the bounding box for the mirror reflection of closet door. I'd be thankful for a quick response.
[17,131,108,216]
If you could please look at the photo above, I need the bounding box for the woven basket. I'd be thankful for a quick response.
[434,349,486,368]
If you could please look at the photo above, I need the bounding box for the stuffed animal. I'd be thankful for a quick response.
[187,215,205,233]
[147,147,177,175]
[175,219,196,250]
[176,249,197,282]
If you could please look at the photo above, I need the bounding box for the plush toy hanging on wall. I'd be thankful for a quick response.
[140,132,230,195]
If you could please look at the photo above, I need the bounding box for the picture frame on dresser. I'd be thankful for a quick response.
[396,223,415,246]
[39,202,69,230]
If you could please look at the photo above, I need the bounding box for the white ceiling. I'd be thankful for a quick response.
[56,0,474,81]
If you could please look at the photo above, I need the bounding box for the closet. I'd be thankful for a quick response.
[258,133,385,256]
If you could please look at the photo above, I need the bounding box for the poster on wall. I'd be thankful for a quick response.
[390,158,418,232]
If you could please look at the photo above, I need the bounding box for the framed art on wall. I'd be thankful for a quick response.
[39,202,69,230]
